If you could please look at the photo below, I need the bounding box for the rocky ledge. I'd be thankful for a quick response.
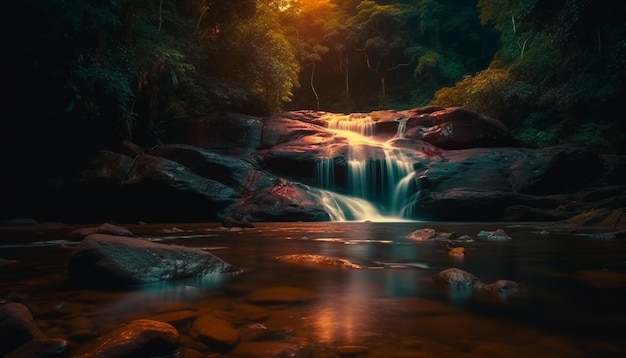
[22,106,625,232]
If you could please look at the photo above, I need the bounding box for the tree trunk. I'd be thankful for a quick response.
[344,55,350,99]
[310,62,320,110]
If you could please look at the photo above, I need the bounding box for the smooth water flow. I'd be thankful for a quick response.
[316,114,419,220]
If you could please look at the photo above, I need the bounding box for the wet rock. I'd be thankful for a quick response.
[150,309,198,330]
[404,107,516,150]
[275,254,363,268]
[405,228,455,241]
[447,247,465,256]
[189,315,238,350]
[220,215,255,229]
[503,205,572,221]
[63,315,97,341]
[68,234,239,287]
[232,303,270,324]
[69,223,135,240]
[1,302,45,353]
[4,338,68,358]
[0,302,68,357]
[432,268,485,291]
[476,229,512,241]
[74,319,179,358]
[148,143,274,192]
[484,280,521,296]
[228,178,331,222]
[237,322,268,342]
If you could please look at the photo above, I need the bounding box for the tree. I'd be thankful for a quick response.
[444,0,626,153]
[350,1,412,100]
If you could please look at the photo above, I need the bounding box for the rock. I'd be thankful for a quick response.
[432,268,484,291]
[4,338,68,358]
[476,229,512,241]
[405,228,456,241]
[228,178,331,222]
[150,309,198,330]
[0,302,68,357]
[405,228,436,240]
[189,315,239,350]
[237,323,269,342]
[220,215,255,228]
[275,254,363,268]
[21,106,626,224]
[484,280,521,296]
[69,223,135,240]
[0,302,45,354]
[447,247,465,256]
[508,144,603,195]
[502,205,572,221]
[262,115,333,148]
[148,143,274,192]
[404,107,516,149]
[79,150,133,183]
[74,319,179,358]
[68,234,239,287]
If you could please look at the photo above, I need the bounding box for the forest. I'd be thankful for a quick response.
[7,0,626,184]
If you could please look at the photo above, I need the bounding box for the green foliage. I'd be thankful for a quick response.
[15,0,626,156]
[431,67,525,122]
[435,0,626,154]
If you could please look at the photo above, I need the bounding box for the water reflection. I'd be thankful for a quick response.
[1,222,626,356]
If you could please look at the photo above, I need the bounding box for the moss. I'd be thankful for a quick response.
[568,208,625,229]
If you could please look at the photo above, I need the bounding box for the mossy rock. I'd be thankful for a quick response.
[568,208,625,229]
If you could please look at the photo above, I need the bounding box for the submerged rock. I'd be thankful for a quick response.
[275,254,363,268]
[432,268,484,291]
[190,315,238,351]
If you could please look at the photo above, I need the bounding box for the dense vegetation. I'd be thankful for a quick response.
[6,0,626,207]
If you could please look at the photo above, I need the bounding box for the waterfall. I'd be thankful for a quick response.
[315,114,421,221]
[325,113,375,136]
[396,117,408,138]
[309,189,397,222]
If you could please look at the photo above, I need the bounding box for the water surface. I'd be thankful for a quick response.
[1,221,625,357]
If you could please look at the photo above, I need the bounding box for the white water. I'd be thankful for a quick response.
[315,114,421,221]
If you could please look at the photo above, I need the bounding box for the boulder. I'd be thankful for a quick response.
[74,319,179,358]
[148,143,275,191]
[0,302,68,357]
[68,234,239,287]
[404,107,517,149]
[228,178,331,222]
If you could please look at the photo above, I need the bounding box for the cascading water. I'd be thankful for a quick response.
[315,113,421,221]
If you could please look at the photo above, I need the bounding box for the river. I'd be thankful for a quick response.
[1,221,625,357]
